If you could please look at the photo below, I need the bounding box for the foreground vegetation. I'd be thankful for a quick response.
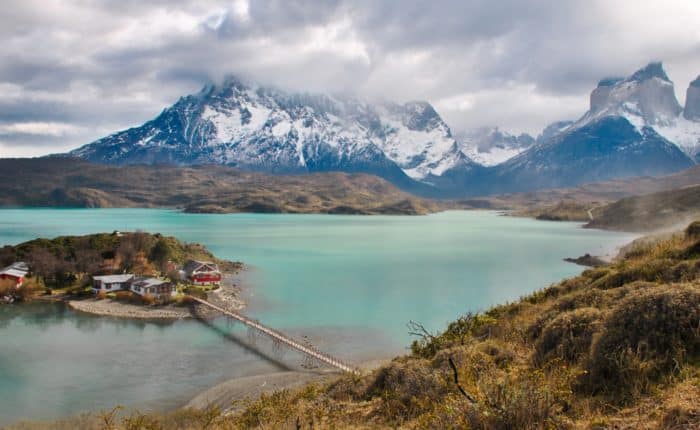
[12,221,700,429]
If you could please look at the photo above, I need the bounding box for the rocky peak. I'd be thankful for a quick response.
[590,77,623,111]
[585,62,681,126]
[684,75,700,121]
[399,101,444,132]
[626,61,671,83]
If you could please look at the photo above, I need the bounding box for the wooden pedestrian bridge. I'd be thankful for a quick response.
[190,297,359,375]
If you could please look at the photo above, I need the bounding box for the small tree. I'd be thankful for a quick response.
[149,238,173,272]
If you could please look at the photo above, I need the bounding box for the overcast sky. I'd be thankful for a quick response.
[2,0,700,157]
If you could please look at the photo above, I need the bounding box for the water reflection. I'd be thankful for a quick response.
[189,305,293,372]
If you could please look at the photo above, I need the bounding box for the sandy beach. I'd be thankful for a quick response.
[185,358,390,414]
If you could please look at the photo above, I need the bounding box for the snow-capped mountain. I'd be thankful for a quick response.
[457,127,535,166]
[71,77,474,189]
[70,63,700,197]
[547,62,700,161]
[474,63,697,194]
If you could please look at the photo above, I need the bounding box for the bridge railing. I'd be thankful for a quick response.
[189,296,359,374]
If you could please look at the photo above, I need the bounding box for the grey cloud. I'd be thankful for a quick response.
[1,0,699,155]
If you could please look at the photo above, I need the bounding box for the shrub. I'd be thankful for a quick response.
[660,404,700,430]
[411,313,497,358]
[582,284,700,400]
[685,220,700,239]
[475,340,516,368]
[534,307,602,366]
[362,358,448,422]
[96,290,107,300]
[182,286,207,300]
[141,293,156,306]
[114,290,134,302]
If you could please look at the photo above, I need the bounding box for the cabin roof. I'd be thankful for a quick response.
[1,262,29,278]
[184,260,220,273]
[1,268,26,278]
[131,277,169,288]
[93,274,134,284]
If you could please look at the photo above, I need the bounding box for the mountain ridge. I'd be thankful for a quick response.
[68,62,700,197]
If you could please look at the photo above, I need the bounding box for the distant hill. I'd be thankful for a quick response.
[0,158,442,215]
[586,184,700,232]
[459,163,700,211]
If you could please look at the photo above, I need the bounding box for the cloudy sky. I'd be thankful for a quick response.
[2,0,700,157]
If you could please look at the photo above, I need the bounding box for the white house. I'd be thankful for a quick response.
[130,277,175,299]
[92,274,135,294]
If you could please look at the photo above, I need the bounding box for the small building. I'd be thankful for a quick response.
[0,262,29,288]
[183,260,222,286]
[92,274,135,294]
[130,277,175,299]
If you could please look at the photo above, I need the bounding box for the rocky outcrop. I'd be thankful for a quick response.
[684,76,700,121]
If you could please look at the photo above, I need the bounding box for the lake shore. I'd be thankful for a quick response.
[65,273,246,320]
[185,358,390,414]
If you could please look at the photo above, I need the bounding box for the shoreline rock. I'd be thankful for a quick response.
[563,253,608,267]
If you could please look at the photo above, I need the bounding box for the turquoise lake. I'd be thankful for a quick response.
[0,209,636,424]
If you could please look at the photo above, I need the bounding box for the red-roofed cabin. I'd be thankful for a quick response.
[0,262,29,288]
[183,260,222,286]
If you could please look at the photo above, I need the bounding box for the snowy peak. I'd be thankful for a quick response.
[684,75,700,121]
[626,61,672,83]
[458,127,535,166]
[583,62,682,127]
[70,76,472,185]
[397,101,446,132]
[537,120,574,143]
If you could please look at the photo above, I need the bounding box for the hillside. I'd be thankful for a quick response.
[0,158,442,215]
[14,222,700,429]
[464,164,700,226]
[586,185,700,232]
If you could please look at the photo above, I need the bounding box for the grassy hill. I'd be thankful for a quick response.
[0,158,442,215]
[14,221,700,429]
[463,165,700,225]
[586,185,700,232]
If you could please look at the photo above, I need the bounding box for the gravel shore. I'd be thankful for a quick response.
[67,274,246,320]
[68,299,192,319]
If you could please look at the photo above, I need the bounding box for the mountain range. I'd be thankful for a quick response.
[70,62,700,197]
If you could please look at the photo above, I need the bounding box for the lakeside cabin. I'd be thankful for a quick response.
[92,274,135,293]
[92,274,175,300]
[183,260,222,286]
[130,277,175,300]
[0,262,29,288]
